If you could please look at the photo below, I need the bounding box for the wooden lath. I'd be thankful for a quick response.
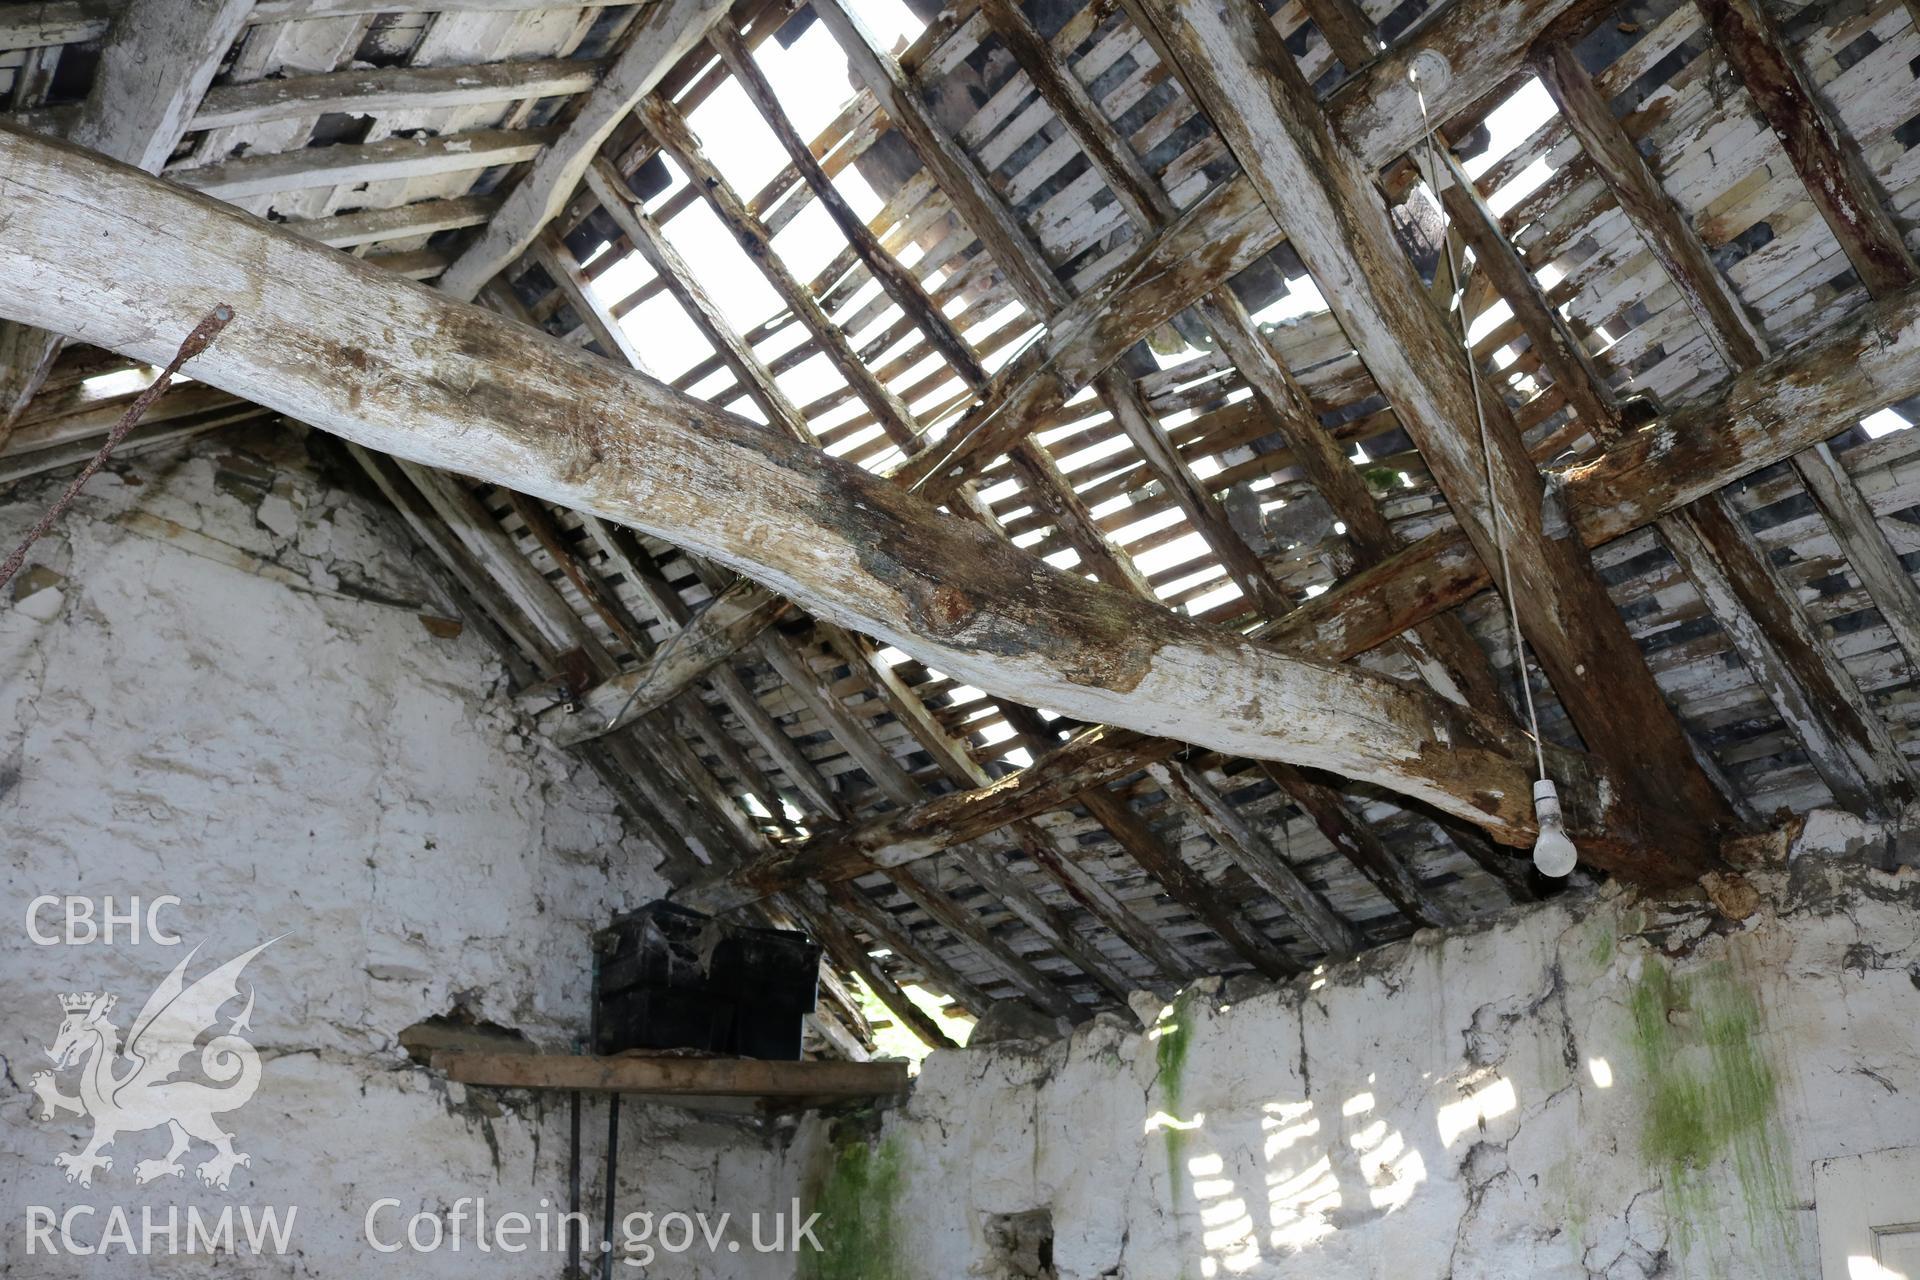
[560,0,1478,962]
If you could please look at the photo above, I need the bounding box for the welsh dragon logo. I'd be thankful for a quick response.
[29,939,276,1191]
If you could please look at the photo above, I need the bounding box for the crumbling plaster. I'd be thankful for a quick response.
[798,830,1920,1279]
[0,425,804,1276]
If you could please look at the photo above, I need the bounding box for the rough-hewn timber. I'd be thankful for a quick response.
[0,126,1683,864]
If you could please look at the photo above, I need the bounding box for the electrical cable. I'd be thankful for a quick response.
[1407,67,1549,783]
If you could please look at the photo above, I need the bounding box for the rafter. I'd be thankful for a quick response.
[509,185,1182,1002]
[597,267,1920,919]
[1126,0,1732,847]
[0,127,1719,871]
[177,126,559,201]
[354,441,915,1051]
[958,0,1489,917]
[1532,37,1919,814]
[1687,0,1920,678]
[636,92,924,453]
[893,0,1614,496]
[703,263,1920,905]
[292,195,504,251]
[1286,283,1920,656]
[802,0,1505,932]
[659,34,1266,977]
[437,0,731,301]
[10,56,605,135]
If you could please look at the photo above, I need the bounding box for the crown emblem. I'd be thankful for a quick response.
[58,992,98,1013]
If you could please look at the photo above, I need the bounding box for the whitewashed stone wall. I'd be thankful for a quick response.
[7,424,1919,1280]
[795,824,1920,1280]
[0,425,805,1277]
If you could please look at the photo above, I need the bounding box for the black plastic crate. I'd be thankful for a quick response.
[593,902,821,1060]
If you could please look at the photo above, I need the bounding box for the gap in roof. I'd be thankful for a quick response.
[1249,273,1330,328]
[1480,82,1561,217]
[1464,79,1554,182]
[82,366,158,399]
[579,11,932,418]
[1862,407,1911,437]
[852,0,926,51]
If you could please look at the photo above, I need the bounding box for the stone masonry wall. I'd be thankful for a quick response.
[7,422,1920,1280]
[0,424,806,1277]
[792,822,1920,1279]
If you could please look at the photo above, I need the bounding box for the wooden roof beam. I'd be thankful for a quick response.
[694,5,1920,910]
[9,56,606,136]
[711,20,989,389]
[586,148,1184,984]
[504,490,809,833]
[839,639,1206,985]
[0,0,641,45]
[360,437,945,1049]
[1689,0,1920,676]
[1438,142,1909,814]
[635,93,924,454]
[1694,0,1917,300]
[176,126,559,200]
[1126,0,1731,855]
[291,195,504,251]
[0,2,111,49]
[897,0,1617,495]
[974,0,1481,917]
[1533,40,1918,815]
[812,0,1465,938]
[580,516,842,817]
[525,190,1157,1004]
[1282,283,1920,666]
[1147,760,1360,959]
[0,0,255,440]
[749,637,1095,1017]
[0,126,1697,870]
[1298,0,1381,72]
[641,715,966,1049]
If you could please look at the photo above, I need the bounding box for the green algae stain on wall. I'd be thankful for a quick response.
[1154,989,1199,1200]
[800,1129,905,1280]
[1151,989,1204,1280]
[1625,957,1798,1274]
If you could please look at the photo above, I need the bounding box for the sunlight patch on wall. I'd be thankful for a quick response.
[1436,1076,1517,1147]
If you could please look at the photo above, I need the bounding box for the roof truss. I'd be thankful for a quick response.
[6,0,1920,1039]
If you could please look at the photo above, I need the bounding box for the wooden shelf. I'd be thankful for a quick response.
[434,1052,910,1113]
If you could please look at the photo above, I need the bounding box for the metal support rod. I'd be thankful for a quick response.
[568,1053,583,1278]
[599,1093,621,1280]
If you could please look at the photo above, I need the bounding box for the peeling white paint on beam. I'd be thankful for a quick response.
[0,127,1574,844]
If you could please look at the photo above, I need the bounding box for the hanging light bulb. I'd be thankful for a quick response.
[1531,778,1578,877]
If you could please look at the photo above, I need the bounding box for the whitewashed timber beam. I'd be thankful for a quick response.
[436,0,733,301]
[175,126,558,199]
[290,195,504,249]
[0,1,110,48]
[1125,0,1737,831]
[0,0,632,46]
[189,57,604,130]
[0,125,1702,869]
